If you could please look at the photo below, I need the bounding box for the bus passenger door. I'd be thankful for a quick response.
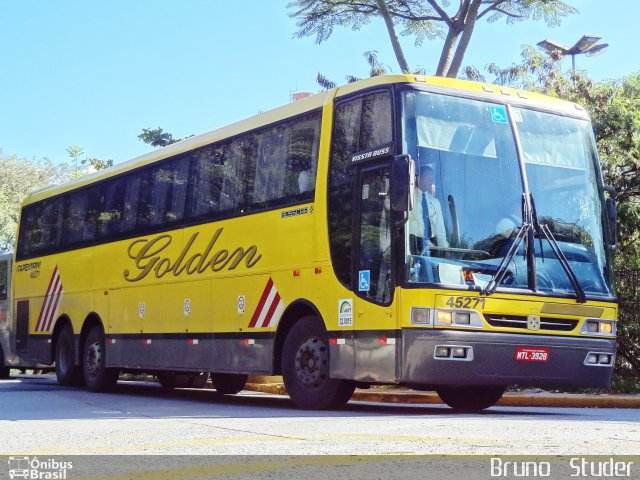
[353,164,398,383]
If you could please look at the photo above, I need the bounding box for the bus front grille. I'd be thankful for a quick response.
[486,314,578,332]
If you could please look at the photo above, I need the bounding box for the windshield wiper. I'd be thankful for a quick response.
[483,195,529,296]
[529,195,587,303]
[483,194,587,303]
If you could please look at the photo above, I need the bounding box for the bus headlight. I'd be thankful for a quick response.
[581,319,616,337]
[410,307,431,325]
[434,309,484,328]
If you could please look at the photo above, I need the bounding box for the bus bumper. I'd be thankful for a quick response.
[401,329,616,389]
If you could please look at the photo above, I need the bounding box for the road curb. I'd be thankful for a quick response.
[244,383,640,409]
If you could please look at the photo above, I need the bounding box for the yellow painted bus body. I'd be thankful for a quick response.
[9,74,617,407]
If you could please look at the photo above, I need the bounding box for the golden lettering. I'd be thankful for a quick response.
[123,228,262,282]
[124,235,172,282]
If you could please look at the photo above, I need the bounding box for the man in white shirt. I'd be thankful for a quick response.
[409,165,449,254]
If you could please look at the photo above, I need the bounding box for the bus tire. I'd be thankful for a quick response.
[83,325,119,392]
[281,316,355,410]
[211,373,247,395]
[436,385,506,411]
[55,325,84,386]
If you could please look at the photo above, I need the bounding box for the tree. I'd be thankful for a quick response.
[0,152,69,252]
[66,145,113,175]
[81,157,114,171]
[317,50,391,89]
[289,0,576,78]
[66,144,84,177]
[138,127,181,148]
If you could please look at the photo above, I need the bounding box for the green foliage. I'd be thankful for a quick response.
[138,127,181,148]
[82,157,114,171]
[66,145,113,176]
[317,50,390,90]
[288,0,576,77]
[0,152,70,252]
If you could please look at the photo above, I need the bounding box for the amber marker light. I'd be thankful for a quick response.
[436,311,453,325]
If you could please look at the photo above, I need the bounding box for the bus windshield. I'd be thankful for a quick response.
[401,90,614,298]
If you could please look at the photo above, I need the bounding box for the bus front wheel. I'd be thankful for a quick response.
[436,385,506,411]
[211,373,248,394]
[281,316,355,410]
[83,326,119,392]
[55,325,84,386]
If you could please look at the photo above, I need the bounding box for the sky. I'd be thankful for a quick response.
[1,0,638,166]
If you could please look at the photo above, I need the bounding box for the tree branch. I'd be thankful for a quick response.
[376,0,411,73]
[427,0,454,27]
[447,0,482,78]
[477,0,510,20]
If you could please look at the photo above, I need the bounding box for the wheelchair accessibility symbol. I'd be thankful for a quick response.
[358,270,371,292]
[490,105,508,124]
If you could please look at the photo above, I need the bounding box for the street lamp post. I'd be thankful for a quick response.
[537,34,609,74]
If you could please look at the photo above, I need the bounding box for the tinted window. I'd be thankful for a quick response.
[250,112,321,207]
[138,157,189,229]
[62,186,100,246]
[97,174,141,238]
[189,111,321,219]
[189,145,225,219]
[16,110,322,260]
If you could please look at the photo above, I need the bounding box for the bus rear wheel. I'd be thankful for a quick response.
[436,385,506,411]
[83,325,119,392]
[210,373,248,394]
[55,325,84,386]
[281,316,355,410]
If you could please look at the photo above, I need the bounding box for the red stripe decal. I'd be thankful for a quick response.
[35,266,58,332]
[248,277,274,328]
[42,277,63,332]
[260,291,281,328]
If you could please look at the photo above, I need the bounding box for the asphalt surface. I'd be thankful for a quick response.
[2,375,640,456]
[244,382,640,409]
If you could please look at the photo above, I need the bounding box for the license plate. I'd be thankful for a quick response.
[514,347,550,362]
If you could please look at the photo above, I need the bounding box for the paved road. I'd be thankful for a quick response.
[1,375,639,456]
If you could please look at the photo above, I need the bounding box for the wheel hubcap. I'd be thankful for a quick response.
[86,341,102,379]
[295,337,328,387]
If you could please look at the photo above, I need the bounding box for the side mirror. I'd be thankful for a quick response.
[391,154,415,212]
[603,185,617,249]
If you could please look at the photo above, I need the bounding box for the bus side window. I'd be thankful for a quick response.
[188,146,224,220]
[63,186,100,246]
[219,136,256,213]
[289,113,321,198]
[35,197,64,255]
[97,175,140,239]
[137,157,189,229]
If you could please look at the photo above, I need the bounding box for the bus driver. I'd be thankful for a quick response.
[409,164,448,255]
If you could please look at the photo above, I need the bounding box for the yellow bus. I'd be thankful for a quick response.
[4,74,618,410]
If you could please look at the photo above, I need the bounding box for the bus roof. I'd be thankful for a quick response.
[23,74,587,205]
